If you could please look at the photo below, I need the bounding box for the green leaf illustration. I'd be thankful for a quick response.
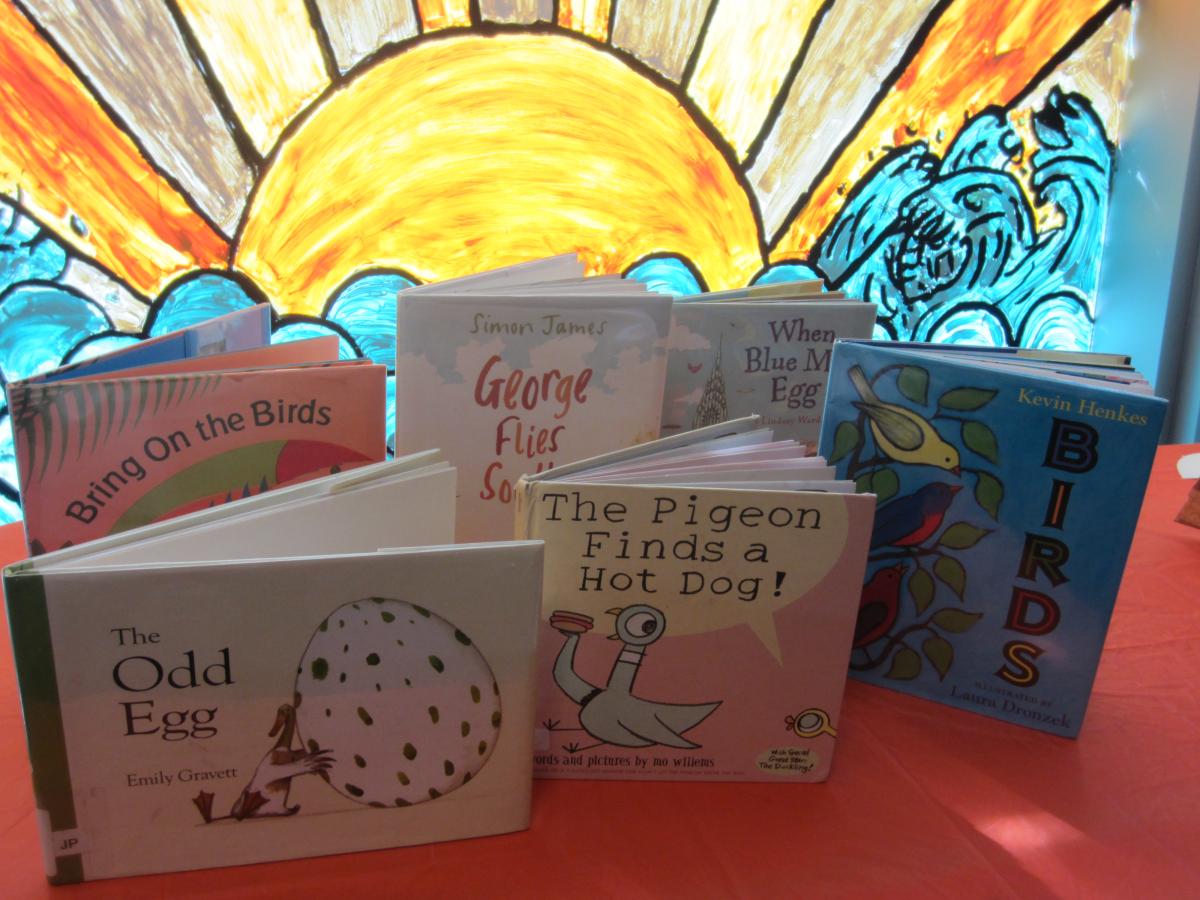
[937,522,990,549]
[922,636,954,680]
[974,471,1003,519]
[855,467,899,503]
[885,648,922,681]
[938,387,998,411]
[908,567,934,614]
[933,555,966,600]
[897,366,929,405]
[931,609,983,633]
[830,421,861,463]
[962,421,999,463]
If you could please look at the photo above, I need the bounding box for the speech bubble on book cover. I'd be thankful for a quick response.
[533,485,851,660]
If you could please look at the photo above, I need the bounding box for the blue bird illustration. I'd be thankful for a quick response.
[871,482,961,550]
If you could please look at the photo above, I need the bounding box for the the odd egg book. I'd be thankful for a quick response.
[396,271,671,542]
[515,418,875,782]
[8,334,386,555]
[818,340,1166,736]
[4,454,542,882]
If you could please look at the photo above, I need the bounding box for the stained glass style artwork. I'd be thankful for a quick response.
[0,1,1138,522]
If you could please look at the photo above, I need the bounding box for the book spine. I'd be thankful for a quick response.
[5,572,83,884]
[513,476,533,540]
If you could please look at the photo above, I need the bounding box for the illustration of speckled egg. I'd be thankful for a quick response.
[294,598,501,807]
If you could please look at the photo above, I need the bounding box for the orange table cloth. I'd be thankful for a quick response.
[1,446,1197,898]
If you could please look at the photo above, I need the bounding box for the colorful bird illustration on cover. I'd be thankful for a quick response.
[871,483,962,550]
[193,704,333,823]
[546,604,720,753]
[848,364,960,473]
[853,564,906,649]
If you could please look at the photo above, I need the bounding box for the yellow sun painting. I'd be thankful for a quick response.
[0,0,1137,520]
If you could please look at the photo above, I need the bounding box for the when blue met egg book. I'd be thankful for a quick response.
[818,341,1167,737]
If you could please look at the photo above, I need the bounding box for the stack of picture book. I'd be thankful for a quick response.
[4,453,543,883]
[818,340,1167,737]
[6,307,387,556]
[515,417,875,782]
[662,282,876,445]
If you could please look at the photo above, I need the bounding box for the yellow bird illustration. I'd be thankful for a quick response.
[848,365,960,473]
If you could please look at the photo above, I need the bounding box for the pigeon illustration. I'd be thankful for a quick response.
[848,364,960,473]
[547,604,720,753]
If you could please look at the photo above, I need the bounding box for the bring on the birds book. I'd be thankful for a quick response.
[818,340,1167,737]
[515,420,876,782]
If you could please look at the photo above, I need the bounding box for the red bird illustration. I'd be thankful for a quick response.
[871,482,961,550]
[853,564,907,648]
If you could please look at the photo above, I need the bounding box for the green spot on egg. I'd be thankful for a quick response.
[381,611,395,623]
[339,673,347,683]
[345,783,364,797]
[444,760,455,776]
[461,721,470,737]
[429,655,444,673]
[395,798,410,807]
[396,639,405,646]
[414,605,431,617]
[493,681,499,696]
[428,706,439,723]
[370,598,384,604]
[492,711,501,727]
[338,619,344,628]
[397,772,410,786]
[351,602,360,610]
[454,629,471,645]
[366,653,380,666]
[325,708,331,717]
[319,620,328,632]
[354,754,366,768]
[429,788,441,799]
[308,738,319,752]
[311,658,329,680]
[357,707,374,725]
[343,644,349,653]
[404,678,411,687]
[478,740,488,755]
[470,685,481,703]
[369,801,386,808]
[403,742,417,760]
[463,772,472,784]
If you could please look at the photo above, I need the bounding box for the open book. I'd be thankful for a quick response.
[7,308,386,555]
[4,455,541,883]
[396,256,670,542]
[515,417,876,782]
[818,340,1167,736]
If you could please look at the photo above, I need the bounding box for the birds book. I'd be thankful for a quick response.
[514,417,876,782]
[4,453,542,883]
[818,340,1167,737]
[395,257,671,542]
[662,292,876,445]
[7,328,386,556]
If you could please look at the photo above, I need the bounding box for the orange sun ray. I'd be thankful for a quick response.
[557,0,612,41]
[770,0,1116,261]
[0,3,229,296]
[416,0,473,31]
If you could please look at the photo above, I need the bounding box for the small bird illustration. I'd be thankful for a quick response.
[193,704,333,823]
[546,605,720,753]
[853,564,906,648]
[871,482,962,550]
[848,365,960,473]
